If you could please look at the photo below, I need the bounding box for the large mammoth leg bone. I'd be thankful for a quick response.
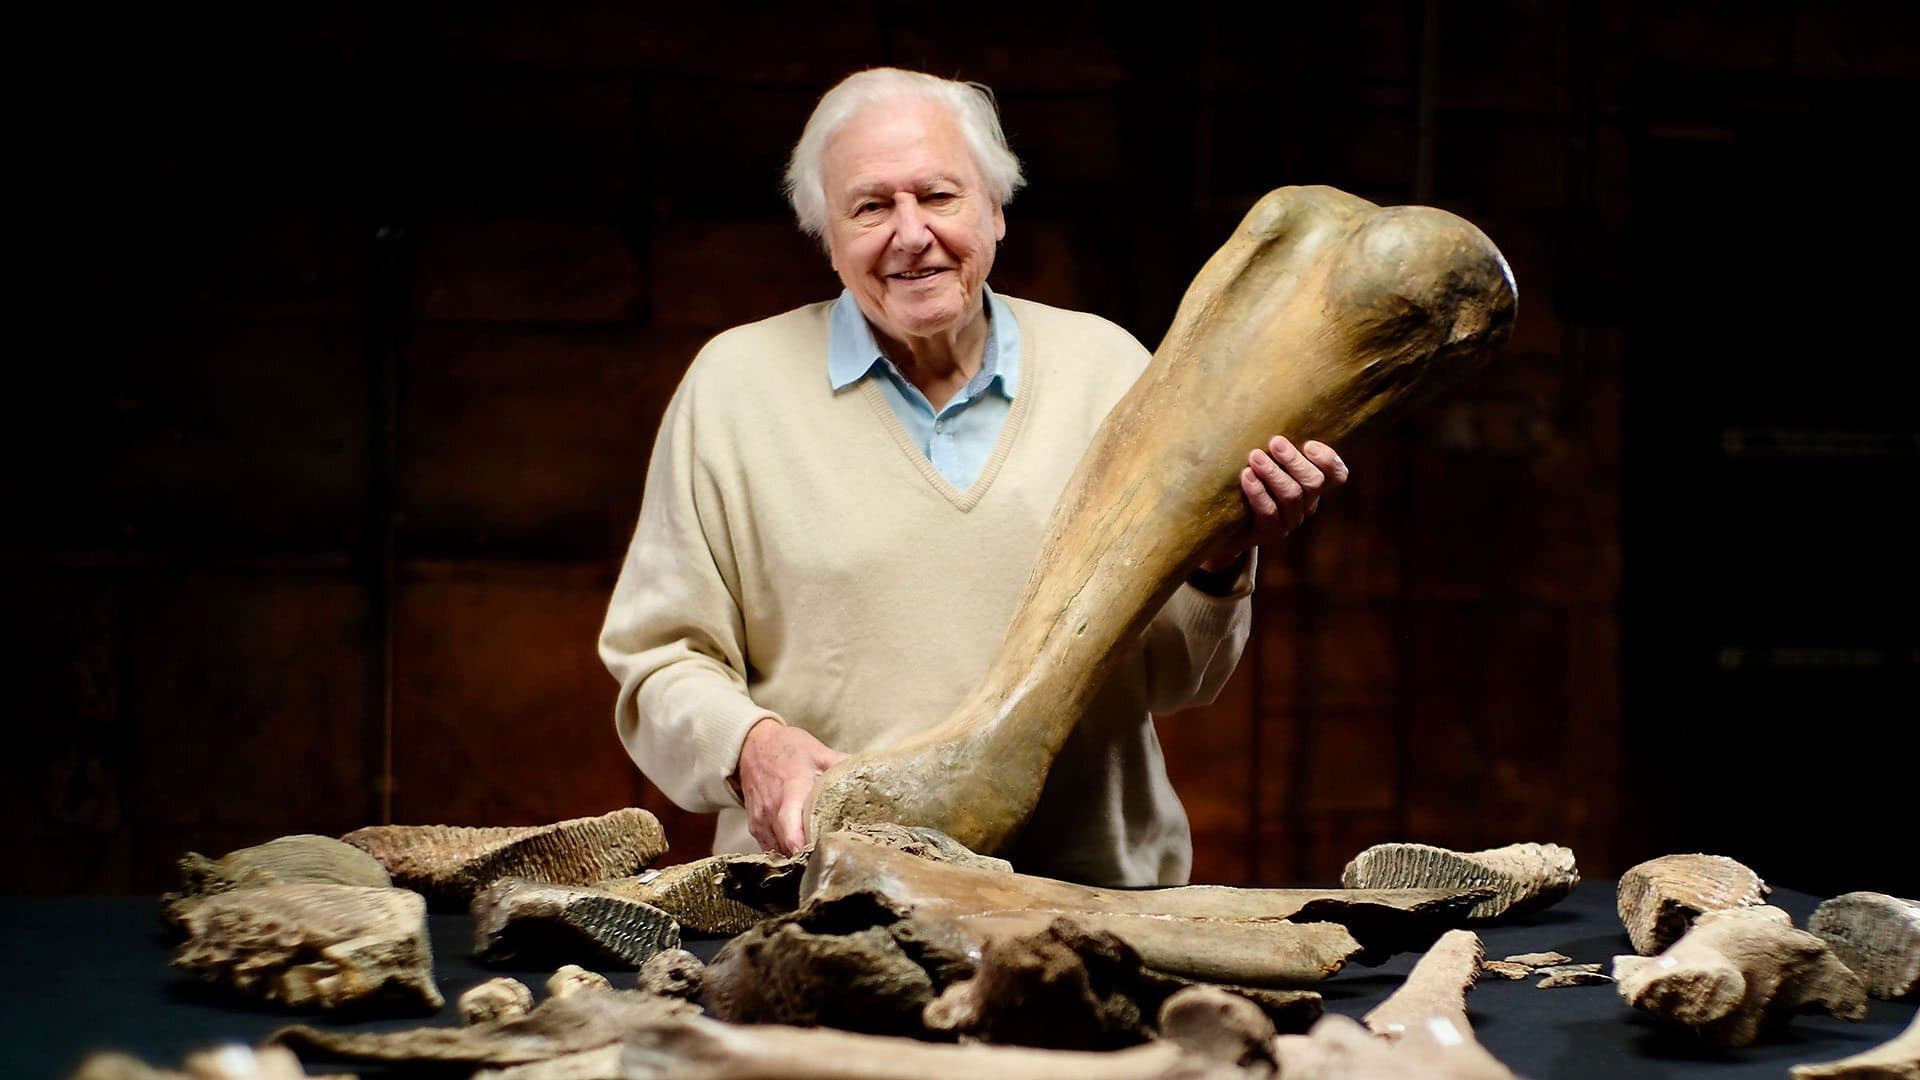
[808,186,1516,852]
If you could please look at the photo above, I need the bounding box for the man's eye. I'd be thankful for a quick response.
[854,201,883,215]
[923,192,956,204]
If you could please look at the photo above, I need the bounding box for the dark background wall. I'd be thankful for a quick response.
[11,2,1916,897]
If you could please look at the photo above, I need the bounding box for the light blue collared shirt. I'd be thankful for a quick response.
[827,286,1022,490]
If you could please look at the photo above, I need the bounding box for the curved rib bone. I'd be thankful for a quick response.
[807,186,1516,852]
[1363,929,1484,1038]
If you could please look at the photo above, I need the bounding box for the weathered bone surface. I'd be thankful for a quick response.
[702,914,960,1033]
[636,948,705,1001]
[471,878,681,968]
[1617,852,1770,956]
[171,883,442,1011]
[1341,842,1578,920]
[548,964,613,998]
[462,977,536,1025]
[802,829,1487,962]
[1790,1006,1920,1079]
[807,186,1516,853]
[280,986,1249,1079]
[162,834,391,927]
[1363,929,1484,1038]
[1809,891,1920,999]
[1503,950,1571,967]
[1274,1012,1519,1079]
[921,918,1162,1049]
[1535,963,1610,989]
[1157,985,1280,1073]
[69,1046,346,1080]
[954,909,1359,988]
[342,807,667,903]
[1480,961,1531,980]
[273,990,700,1068]
[1613,905,1867,1047]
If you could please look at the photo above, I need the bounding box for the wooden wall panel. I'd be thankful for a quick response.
[398,324,697,559]
[125,573,374,887]
[389,561,709,862]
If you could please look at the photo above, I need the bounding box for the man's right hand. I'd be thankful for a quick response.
[736,717,847,856]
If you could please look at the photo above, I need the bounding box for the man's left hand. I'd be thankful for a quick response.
[1197,436,1350,575]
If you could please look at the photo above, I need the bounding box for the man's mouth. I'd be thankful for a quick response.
[890,268,947,280]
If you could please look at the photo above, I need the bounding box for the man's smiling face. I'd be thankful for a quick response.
[821,97,1005,351]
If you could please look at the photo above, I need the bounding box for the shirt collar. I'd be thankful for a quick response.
[827,284,1022,399]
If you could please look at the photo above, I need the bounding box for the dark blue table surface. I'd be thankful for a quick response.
[2,882,1913,1078]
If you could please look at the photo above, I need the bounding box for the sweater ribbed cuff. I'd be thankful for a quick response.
[692,697,783,809]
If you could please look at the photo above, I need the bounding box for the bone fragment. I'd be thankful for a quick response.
[171,883,441,1011]
[1535,963,1610,988]
[702,916,956,1033]
[282,987,1242,1080]
[807,186,1516,853]
[1502,951,1571,967]
[921,918,1156,1049]
[802,829,1486,962]
[1481,961,1531,980]
[472,878,681,967]
[1342,842,1578,920]
[1363,929,1484,1038]
[342,807,667,904]
[1613,905,1867,1046]
[1617,852,1770,956]
[548,965,612,998]
[273,990,700,1067]
[1810,891,1920,999]
[162,835,391,928]
[1157,985,1280,1072]
[69,1046,345,1080]
[1274,1012,1519,1079]
[636,948,704,1000]
[954,909,1359,988]
[1791,1007,1920,1078]
[461,977,536,1025]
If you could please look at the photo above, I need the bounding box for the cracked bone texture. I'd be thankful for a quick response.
[171,883,441,1011]
[1274,1012,1519,1079]
[1791,1006,1920,1078]
[636,948,705,1000]
[595,859,775,937]
[921,918,1156,1050]
[1613,905,1867,1047]
[801,829,1485,964]
[1363,929,1484,1038]
[1617,853,1770,956]
[461,977,536,1025]
[161,834,391,928]
[805,186,1516,855]
[1341,842,1579,920]
[342,807,667,904]
[1809,891,1920,999]
[1534,963,1610,988]
[471,878,681,968]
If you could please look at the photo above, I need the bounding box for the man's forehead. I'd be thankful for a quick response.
[839,171,969,197]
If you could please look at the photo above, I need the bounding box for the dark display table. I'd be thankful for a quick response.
[3,882,1913,1078]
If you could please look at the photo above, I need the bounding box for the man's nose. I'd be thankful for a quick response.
[891,196,933,252]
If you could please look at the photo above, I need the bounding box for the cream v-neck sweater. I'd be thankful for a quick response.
[600,295,1252,886]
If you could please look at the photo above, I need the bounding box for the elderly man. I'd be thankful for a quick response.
[600,67,1347,887]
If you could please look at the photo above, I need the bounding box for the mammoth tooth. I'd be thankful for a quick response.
[161,834,391,929]
[170,883,442,1011]
[1617,852,1770,956]
[342,807,667,904]
[1612,905,1867,1047]
[471,878,681,968]
[595,858,782,937]
[1340,841,1579,920]
[1808,890,1920,1000]
[807,185,1516,854]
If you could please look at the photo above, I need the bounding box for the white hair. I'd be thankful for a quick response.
[784,67,1025,243]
